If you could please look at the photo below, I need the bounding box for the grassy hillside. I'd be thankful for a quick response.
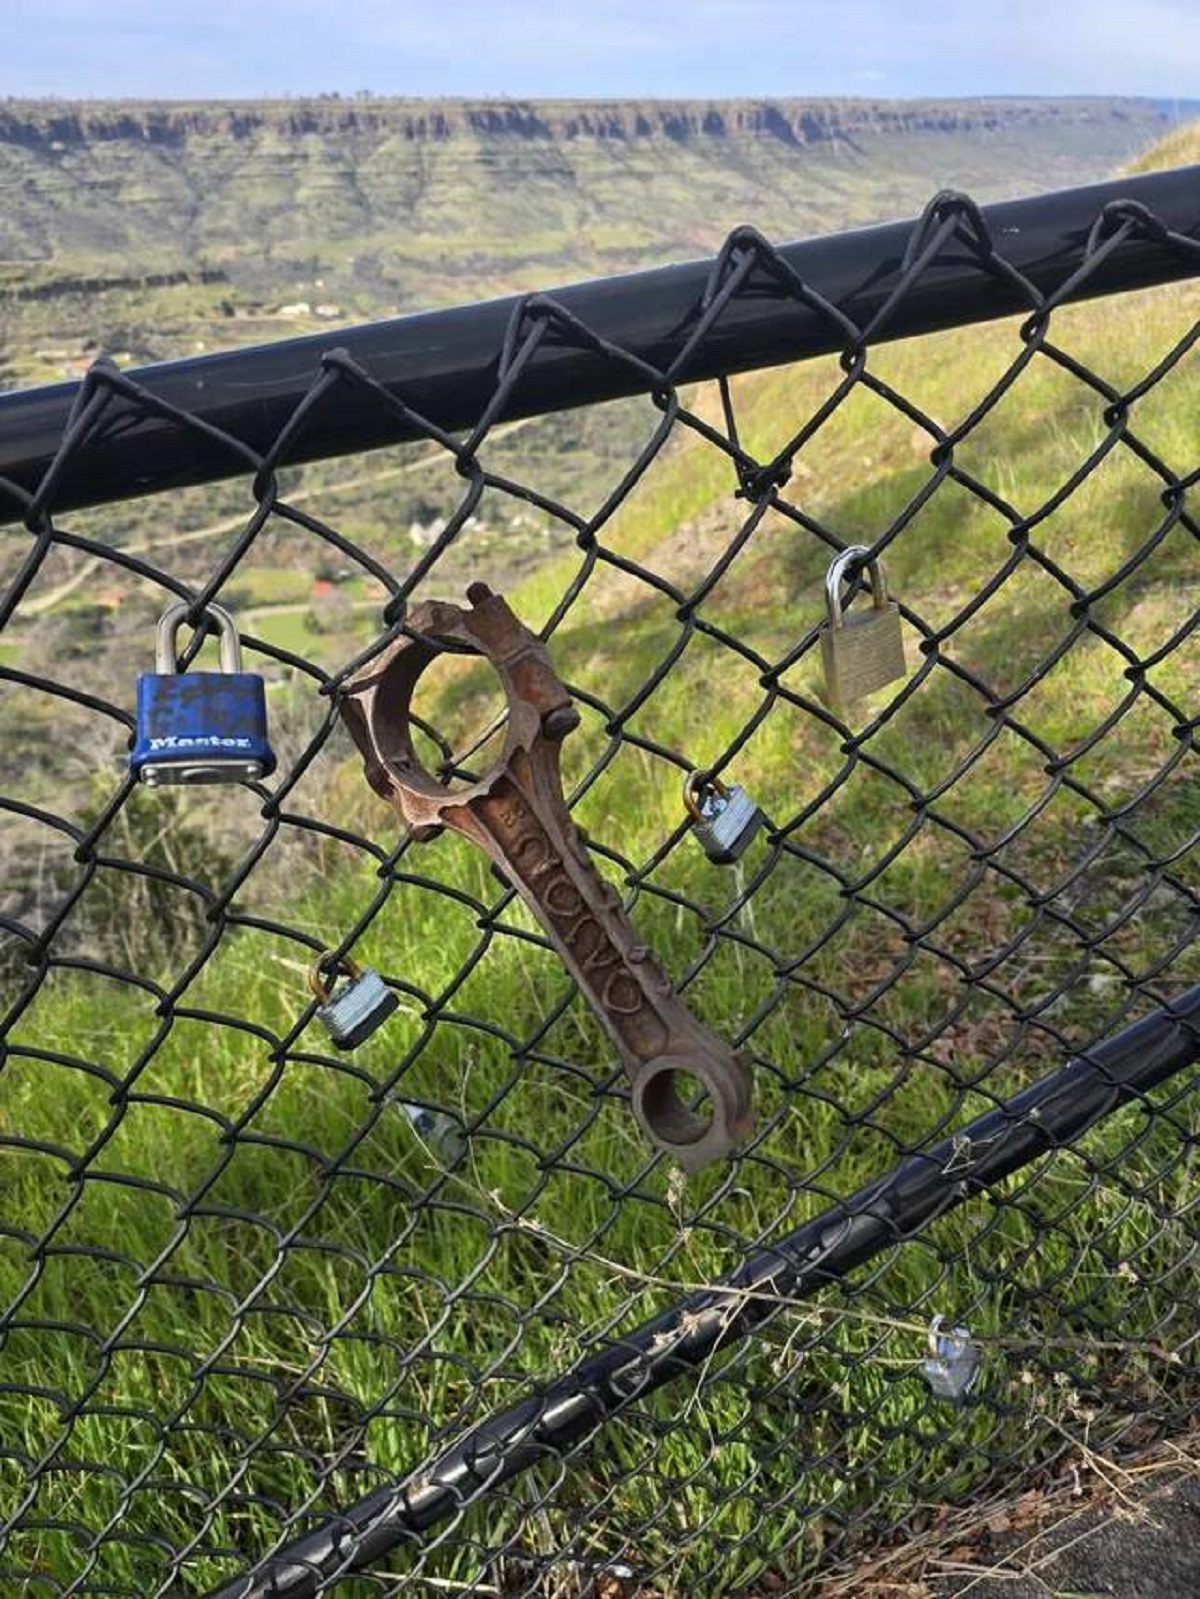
[1127,116,1200,170]
[0,120,1197,1595]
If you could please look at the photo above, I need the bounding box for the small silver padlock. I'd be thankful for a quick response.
[820,545,906,714]
[684,770,764,865]
[309,953,398,1049]
[399,1100,467,1168]
[922,1315,980,1402]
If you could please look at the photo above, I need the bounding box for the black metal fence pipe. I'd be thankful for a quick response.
[205,984,1200,1599]
[3,165,1199,526]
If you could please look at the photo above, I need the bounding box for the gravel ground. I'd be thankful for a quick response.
[930,1474,1200,1599]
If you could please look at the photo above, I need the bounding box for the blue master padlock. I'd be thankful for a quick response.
[130,601,275,786]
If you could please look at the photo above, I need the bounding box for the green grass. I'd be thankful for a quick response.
[2,164,1200,1597]
[1127,118,1200,171]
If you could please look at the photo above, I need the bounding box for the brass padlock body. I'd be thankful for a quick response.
[821,602,905,708]
[820,546,906,712]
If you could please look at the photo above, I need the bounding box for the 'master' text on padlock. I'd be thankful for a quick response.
[148,734,255,749]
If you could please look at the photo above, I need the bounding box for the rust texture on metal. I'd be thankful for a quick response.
[338,583,754,1170]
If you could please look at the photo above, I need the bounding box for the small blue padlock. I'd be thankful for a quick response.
[129,601,275,786]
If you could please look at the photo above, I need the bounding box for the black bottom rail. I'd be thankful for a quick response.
[207,985,1200,1599]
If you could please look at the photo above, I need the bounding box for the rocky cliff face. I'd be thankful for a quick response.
[0,95,1174,151]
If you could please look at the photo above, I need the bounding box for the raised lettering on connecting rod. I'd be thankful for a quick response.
[338,583,753,1171]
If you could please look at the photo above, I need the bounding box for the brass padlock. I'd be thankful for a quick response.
[820,545,906,714]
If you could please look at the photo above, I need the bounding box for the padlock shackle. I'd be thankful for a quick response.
[155,600,243,676]
[824,545,890,629]
[682,768,729,821]
[308,951,363,1004]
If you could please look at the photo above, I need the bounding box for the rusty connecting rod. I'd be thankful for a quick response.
[338,584,753,1170]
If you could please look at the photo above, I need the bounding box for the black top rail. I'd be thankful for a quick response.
[1,163,1197,524]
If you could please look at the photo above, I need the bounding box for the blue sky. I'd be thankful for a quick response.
[1,0,1198,101]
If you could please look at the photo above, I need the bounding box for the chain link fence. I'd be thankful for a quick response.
[1,172,1199,1598]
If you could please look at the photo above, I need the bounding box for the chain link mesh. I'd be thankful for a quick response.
[1,186,1198,1599]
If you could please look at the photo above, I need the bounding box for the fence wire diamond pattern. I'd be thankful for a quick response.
[0,185,1198,1599]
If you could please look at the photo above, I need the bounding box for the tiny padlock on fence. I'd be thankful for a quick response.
[819,545,906,714]
[684,769,764,865]
[398,1100,468,1168]
[922,1314,981,1402]
[309,952,398,1049]
[129,601,276,785]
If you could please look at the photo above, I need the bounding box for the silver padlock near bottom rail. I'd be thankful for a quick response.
[922,1314,981,1402]
[309,953,399,1049]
